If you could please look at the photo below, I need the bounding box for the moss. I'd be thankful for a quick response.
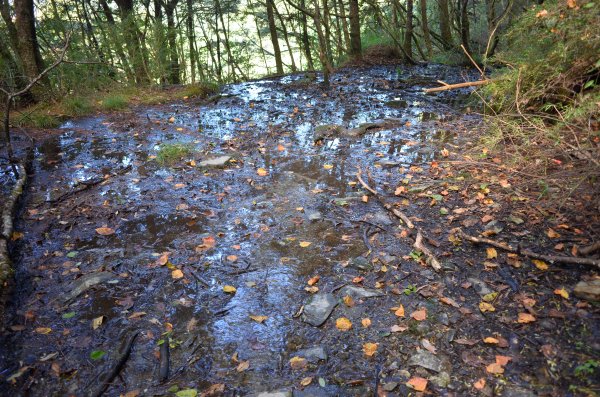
[156,143,194,165]
[180,82,220,99]
[101,95,128,110]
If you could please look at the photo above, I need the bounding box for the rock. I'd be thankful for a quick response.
[338,285,383,300]
[467,277,493,297]
[295,346,327,363]
[438,312,449,326]
[63,272,116,303]
[306,211,323,221]
[348,257,372,271]
[254,391,292,397]
[484,220,504,235]
[430,371,451,388]
[408,351,442,373]
[385,99,408,108]
[198,155,231,167]
[370,211,394,226]
[382,382,398,391]
[376,160,401,168]
[501,386,536,397]
[314,124,345,141]
[302,293,338,327]
[574,279,600,301]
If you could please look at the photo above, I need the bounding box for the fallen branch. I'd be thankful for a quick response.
[454,228,600,269]
[579,241,600,256]
[0,163,27,287]
[356,167,441,271]
[423,79,490,93]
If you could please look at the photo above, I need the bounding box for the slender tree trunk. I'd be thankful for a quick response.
[419,0,432,58]
[337,0,350,53]
[266,0,284,74]
[114,0,150,84]
[300,0,314,70]
[349,0,361,59]
[438,0,453,49]
[274,4,297,71]
[403,0,414,61]
[163,0,180,84]
[312,0,332,85]
[459,0,471,54]
[186,0,196,82]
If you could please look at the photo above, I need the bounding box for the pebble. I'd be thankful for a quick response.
[302,293,338,327]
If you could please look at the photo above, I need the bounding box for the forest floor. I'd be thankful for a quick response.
[1,65,599,397]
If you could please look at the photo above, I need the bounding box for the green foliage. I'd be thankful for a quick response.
[156,143,194,165]
[62,96,93,116]
[180,82,221,98]
[101,95,128,111]
[574,359,599,379]
[15,112,61,128]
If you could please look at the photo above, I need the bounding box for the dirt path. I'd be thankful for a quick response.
[1,65,598,396]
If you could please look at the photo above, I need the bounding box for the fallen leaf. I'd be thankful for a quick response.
[200,384,225,397]
[249,315,268,323]
[277,144,286,152]
[495,355,512,366]
[343,295,355,307]
[391,324,407,332]
[236,360,250,372]
[363,343,378,357]
[307,275,320,286]
[532,259,548,270]
[128,311,146,319]
[91,316,104,330]
[474,378,486,390]
[289,356,308,370]
[486,362,504,374]
[517,313,536,323]
[546,228,560,238]
[479,302,496,313]
[335,317,352,331]
[226,255,238,262]
[95,227,115,236]
[486,247,498,259]
[439,296,460,308]
[406,377,428,392]
[394,305,405,317]
[299,241,312,247]
[421,338,437,354]
[304,286,319,293]
[361,318,371,328]
[554,288,569,299]
[256,168,268,176]
[411,309,427,321]
[483,337,499,344]
[223,285,237,294]
[300,377,313,386]
[323,164,333,170]
[35,327,52,334]
[171,269,184,279]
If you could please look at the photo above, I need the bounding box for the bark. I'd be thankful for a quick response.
[403,0,414,61]
[274,4,297,71]
[459,0,471,54]
[162,0,181,84]
[337,0,350,53]
[349,0,361,59]
[266,0,284,74]
[438,0,453,49]
[312,0,333,85]
[419,0,433,58]
[299,0,314,70]
[186,0,196,82]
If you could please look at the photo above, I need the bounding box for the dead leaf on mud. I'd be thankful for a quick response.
[95,227,115,236]
[249,315,268,323]
[411,309,427,321]
[479,302,496,312]
[35,327,52,334]
[406,376,427,392]
[421,338,437,354]
[256,168,268,176]
[363,343,378,357]
[554,288,569,299]
[474,378,486,390]
[532,259,548,270]
[299,241,312,247]
[486,247,498,259]
[200,384,225,397]
[483,337,499,344]
[486,362,504,374]
[546,228,561,238]
[195,236,216,252]
[307,275,320,286]
[289,356,308,370]
[171,269,184,279]
[236,360,250,372]
[361,318,372,328]
[343,295,355,307]
[335,317,352,331]
[517,312,536,323]
[439,296,460,307]
[300,377,313,386]
[391,325,407,333]
[91,316,104,329]
[223,285,237,294]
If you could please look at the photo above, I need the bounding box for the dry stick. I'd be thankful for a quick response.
[423,79,491,93]
[454,228,600,269]
[460,44,486,78]
[356,167,441,271]
[579,241,600,256]
[0,163,27,286]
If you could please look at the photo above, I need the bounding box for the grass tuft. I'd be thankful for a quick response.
[156,143,194,165]
[101,95,128,110]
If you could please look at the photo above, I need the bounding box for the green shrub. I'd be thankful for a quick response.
[156,143,194,165]
[15,112,61,128]
[101,95,128,110]
[63,96,93,116]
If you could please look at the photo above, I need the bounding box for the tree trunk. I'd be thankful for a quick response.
[419,0,432,58]
[403,0,414,61]
[349,0,361,59]
[438,0,453,49]
[337,0,350,54]
[274,4,297,72]
[300,0,314,70]
[266,0,284,74]
[114,0,151,84]
[163,0,180,84]
[312,0,332,85]
[99,0,135,82]
[459,0,471,54]
[186,0,196,82]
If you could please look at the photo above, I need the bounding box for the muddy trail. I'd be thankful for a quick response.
[1,65,599,397]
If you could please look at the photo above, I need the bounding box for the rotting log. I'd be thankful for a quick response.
[423,79,490,93]
[0,162,26,287]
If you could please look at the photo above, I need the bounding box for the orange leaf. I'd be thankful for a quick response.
[226,255,238,262]
[553,288,569,299]
[343,295,355,307]
[474,378,486,390]
[307,275,320,286]
[517,313,536,323]
[95,227,115,236]
[406,377,428,392]
[249,315,268,323]
[411,309,427,321]
[171,269,184,279]
[394,305,405,317]
[495,355,512,366]
[486,362,504,374]
[335,317,352,331]
[361,318,371,328]
[483,337,499,344]
[236,360,250,372]
[363,343,378,357]
[256,168,268,176]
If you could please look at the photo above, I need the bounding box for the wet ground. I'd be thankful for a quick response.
[1,65,599,396]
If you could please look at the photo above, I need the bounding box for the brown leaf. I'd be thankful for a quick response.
[361,318,371,328]
[473,378,486,390]
[289,356,308,370]
[343,295,355,307]
[439,296,460,308]
[200,384,225,397]
[171,269,184,279]
[95,227,115,236]
[236,360,250,372]
[249,315,268,323]
[411,309,427,321]
[363,342,378,357]
[394,304,405,317]
[486,362,504,374]
[406,377,428,392]
[495,355,512,366]
[391,325,407,333]
[517,312,536,323]
[307,275,320,286]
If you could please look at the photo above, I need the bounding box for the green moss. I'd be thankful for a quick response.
[101,95,128,110]
[156,143,194,165]
[180,82,220,99]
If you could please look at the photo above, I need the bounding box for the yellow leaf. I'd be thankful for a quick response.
[394,305,405,317]
[300,377,313,386]
[517,312,536,323]
[299,241,312,248]
[546,228,560,238]
[249,315,268,323]
[289,356,308,370]
[91,316,104,330]
[483,337,499,344]
[362,342,378,357]
[335,317,352,331]
[406,376,428,392]
[343,295,355,307]
[323,164,333,170]
[256,168,268,176]
[361,318,371,328]
[171,269,184,279]
[486,362,504,374]
[553,288,569,299]
[304,286,319,293]
[479,302,496,313]
[35,327,52,334]
[532,259,548,270]
[223,285,237,294]
[486,247,498,259]
[95,227,115,236]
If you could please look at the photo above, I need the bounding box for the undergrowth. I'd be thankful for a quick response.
[156,143,194,165]
[480,0,600,208]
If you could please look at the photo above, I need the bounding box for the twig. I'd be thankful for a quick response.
[423,79,490,93]
[414,230,442,271]
[454,228,600,269]
[579,242,600,256]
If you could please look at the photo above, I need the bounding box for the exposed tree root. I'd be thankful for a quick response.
[453,228,600,269]
[356,167,441,271]
[0,162,27,287]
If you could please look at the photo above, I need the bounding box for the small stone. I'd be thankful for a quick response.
[484,220,504,234]
[198,155,231,167]
[573,279,600,301]
[408,351,442,373]
[431,371,451,388]
[382,382,398,391]
[302,293,338,327]
[438,312,449,326]
[467,277,493,297]
[348,257,372,271]
[295,346,327,363]
[307,211,323,221]
[255,391,292,397]
[338,285,383,300]
[501,386,536,397]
